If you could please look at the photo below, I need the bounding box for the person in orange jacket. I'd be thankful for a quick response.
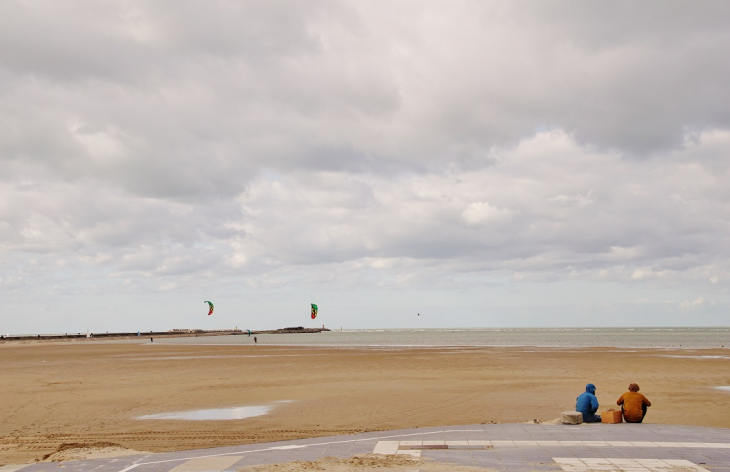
[617,383,651,423]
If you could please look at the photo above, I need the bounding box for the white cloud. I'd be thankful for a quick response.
[677,297,715,311]
[462,202,514,226]
[548,190,595,207]
[631,268,672,281]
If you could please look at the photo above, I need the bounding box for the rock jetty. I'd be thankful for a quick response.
[0,326,330,342]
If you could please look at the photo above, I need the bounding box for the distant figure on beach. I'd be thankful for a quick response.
[150,337,153,342]
[617,383,651,423]
[254,336,257,344]
[576,383,601,423]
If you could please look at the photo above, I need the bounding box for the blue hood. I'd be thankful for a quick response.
[576,383,600,418]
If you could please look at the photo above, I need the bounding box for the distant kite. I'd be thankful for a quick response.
[204,301,214,316]
[311,303,318,320]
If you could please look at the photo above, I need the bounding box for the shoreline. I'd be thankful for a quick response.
[3,326,728,350]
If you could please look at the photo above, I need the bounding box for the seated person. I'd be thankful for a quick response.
[576,383,601,423]
[617,383,651,423]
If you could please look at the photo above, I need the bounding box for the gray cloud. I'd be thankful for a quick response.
[233,131,730,280]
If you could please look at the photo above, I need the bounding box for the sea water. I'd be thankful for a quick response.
[152,327,730,349]
[137,405,272,420]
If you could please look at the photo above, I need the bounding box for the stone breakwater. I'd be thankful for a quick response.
[263,326,330,334]
[0,326,330,342]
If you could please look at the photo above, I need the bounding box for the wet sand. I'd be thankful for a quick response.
[1,341,729,464]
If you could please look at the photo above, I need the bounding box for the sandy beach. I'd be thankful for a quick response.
[2,341,729,465]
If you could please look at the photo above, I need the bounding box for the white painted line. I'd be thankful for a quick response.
[662,459,707,470]
[606,441,634,447]
[490,440,514,446]
[606,458,642,465]
[445,441,470,446]
[706,442,730,448]
[581,441,608,447]
[554,457,709,471]
[0,466,27,472]
[467,440,491,446]
[656,442,679,448]
[373,441,400,454]
[169,456,242,472]
[396,450,421,458]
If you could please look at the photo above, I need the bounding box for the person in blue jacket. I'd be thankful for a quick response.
[576,383,601,423]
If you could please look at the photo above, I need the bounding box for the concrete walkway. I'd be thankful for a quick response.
[5,423,730,472]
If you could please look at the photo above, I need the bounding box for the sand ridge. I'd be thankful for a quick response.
[39,442,149,462]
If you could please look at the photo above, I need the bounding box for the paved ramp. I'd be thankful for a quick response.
[7,424,730,471]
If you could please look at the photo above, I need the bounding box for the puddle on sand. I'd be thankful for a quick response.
[138,405,273,420]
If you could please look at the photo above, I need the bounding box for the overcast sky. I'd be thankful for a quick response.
[2,1,729,334]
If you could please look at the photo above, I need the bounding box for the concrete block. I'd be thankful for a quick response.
[561,411,583,424]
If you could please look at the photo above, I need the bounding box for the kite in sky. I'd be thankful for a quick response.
[204,301,214,316]
[311,303,318,319]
